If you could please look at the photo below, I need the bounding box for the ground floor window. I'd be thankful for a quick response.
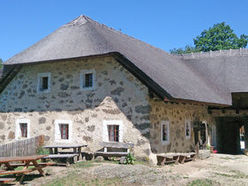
[55,120,72,142]
[15,119,30,139]
[60,124,69,140]
[161,120,170,144]
[20,123,28,137]
[103,120,123,142]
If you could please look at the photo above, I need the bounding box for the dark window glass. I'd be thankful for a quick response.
[40,76,48,90]
[84,73,93,88]
[108,125,119,142]
[186,123,190,137]
[20,123,27,137]
[162,124,167,141]
[60,124,69,139]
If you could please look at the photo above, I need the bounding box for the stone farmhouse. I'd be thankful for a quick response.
[1,15,248,162]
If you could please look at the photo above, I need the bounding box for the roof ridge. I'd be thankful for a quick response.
[85,15,172,57]
[172,48,248,59]
[63,15,88,27]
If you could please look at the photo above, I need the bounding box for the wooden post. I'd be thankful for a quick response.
[244,123,248,155]
[38,135,45,147]
[104,147,107,152]
[196,142,199,158]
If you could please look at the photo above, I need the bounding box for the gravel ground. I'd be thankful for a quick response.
[16,154,248,186]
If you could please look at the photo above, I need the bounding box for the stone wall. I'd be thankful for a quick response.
[0,55,220,162]
[149,99,216,153]
[0,56,152,159]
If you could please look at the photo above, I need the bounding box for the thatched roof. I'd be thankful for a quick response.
[4,15,243,106]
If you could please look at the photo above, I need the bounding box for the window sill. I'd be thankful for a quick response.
[161,141,170,145]
[38,89,50,94]
[54,139,71,143]
[80,87,95,91]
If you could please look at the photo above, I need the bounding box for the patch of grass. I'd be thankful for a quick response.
[71,161,96,168]
[15,166,35,170]
[133,160,149,166]
[215,170,248,179]
[219,157,240,160]
[188,179,215,186]
[45,173,123,186]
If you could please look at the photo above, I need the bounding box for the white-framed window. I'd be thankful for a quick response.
[54,120,72,142]
[15,119,30,139]
[80,69,96,90]
[103,120,123,142]
[161,120,170,144]
[37,72,51,93]
[185,120,191,139]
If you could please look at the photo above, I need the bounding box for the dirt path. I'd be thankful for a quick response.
[18,154,248,186]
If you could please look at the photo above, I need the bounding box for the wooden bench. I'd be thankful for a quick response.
[4,162,56,169]
[0,178,16,184]
[95,151,129,157]
[0,167,39,176]
[42,154,78,166]
[157,155,180,165]
[95,142,134,160]
[157,152,196,165]
[179,153,196,164]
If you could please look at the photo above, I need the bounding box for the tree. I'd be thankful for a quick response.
[0,58,2,69]
[170,22,248,54]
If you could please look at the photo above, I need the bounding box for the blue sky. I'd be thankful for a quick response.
[0,0,248,61]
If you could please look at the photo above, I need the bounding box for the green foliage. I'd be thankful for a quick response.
[0,58,2,69]
[170,45,199,54]
[206,144,210,150]
[170,22,248,54]
[72,161,96,168]
[188,179,215,186]
[36,146,50,155]
[125,153,135,165]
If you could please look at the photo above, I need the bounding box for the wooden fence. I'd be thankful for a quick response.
[0,135,44,157]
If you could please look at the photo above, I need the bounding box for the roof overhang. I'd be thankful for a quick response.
[1,52,230,108]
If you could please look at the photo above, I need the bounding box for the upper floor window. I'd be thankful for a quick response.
[15,119,30,139]
[161,120,170,144]
[80,70,96,90]
[185,120,191,139]
[37,73,51,93]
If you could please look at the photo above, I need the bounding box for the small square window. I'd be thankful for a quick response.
[20,123,27,138]
[84,73,93,88]
[59,124,69,140]
[16,119,30,139]
[108,125,119,142]
[38,73,51,93]
[80,70,96,90]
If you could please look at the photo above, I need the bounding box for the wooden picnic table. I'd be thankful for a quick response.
[0,155,49,183]
[43,144,87,161]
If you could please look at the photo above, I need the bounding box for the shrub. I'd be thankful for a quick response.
[125,153,135,165]
[36,146,50,155]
